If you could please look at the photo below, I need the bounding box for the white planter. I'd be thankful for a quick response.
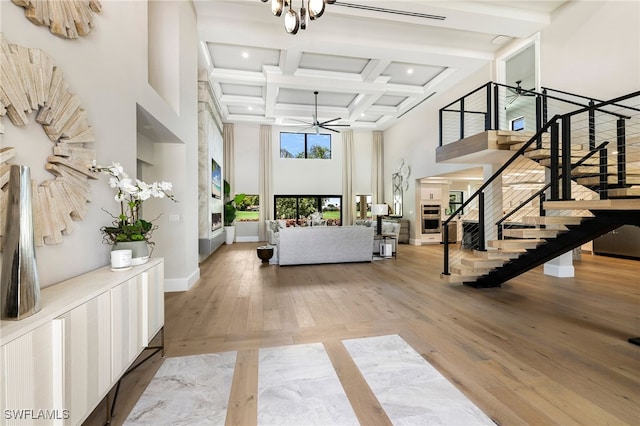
[224,226,235,244]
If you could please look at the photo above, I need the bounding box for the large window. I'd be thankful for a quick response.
[236,194,259,222]
[274,195,342,226]
[280,132,331,159]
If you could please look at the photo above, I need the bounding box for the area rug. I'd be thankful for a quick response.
[125,335,493,425]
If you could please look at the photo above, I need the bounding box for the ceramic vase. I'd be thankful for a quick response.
[1,165,41,320]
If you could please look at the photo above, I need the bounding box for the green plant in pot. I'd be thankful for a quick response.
[223,180,246,244]
[89,161,177,264]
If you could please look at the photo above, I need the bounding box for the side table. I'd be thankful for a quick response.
[374,234,397,258]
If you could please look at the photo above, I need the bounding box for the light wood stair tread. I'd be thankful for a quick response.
[451,264,495,275]
[544,199,640,210]
[576,175,640,186]
[607,187,640,198]
[461,256,507,268]
[488,239,544,249]
[502,228,560,239]
[522,216,585,225]
[472,249,524,259]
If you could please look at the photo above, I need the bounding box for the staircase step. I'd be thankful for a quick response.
[503,228,560,239]
[575,174,640,186]
[441,273,481,284]
[522,216,585,226]
[473,249,524,259]
[539,152,640,166]
[451,263,495,275]
[607,186,640,198]
[495,130,539,145]
[461,257,507,269]
[488,239,544,250]
[509,140,574,152]
[544,199,640,210]
[524,149,592,160]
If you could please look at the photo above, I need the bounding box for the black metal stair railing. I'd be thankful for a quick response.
[441,89,640,283]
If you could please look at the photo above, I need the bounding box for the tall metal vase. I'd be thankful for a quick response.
[1,165,41,320]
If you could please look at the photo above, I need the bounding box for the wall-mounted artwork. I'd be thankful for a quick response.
[0,35,96,246]
[211,159,221,199]
[11,0,103,39]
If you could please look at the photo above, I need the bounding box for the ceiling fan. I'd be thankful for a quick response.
[506,80,535,108]
[291,91,350,134]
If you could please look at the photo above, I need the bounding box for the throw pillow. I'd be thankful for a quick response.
[269,221,281,233]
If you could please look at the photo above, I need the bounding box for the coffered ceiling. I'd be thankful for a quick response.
[194,0,567,131]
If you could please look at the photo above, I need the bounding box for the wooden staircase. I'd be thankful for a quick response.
[442,200,640,286]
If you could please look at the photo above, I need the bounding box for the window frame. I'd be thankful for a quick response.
[279,132,332,159]
[274,195,342,225]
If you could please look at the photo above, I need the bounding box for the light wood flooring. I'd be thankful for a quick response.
[85,243,640,426]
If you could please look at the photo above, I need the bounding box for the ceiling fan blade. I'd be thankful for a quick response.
[319,117,342,125]
[287,118,314,125]
[323,124,350,127]
[319,125,340,133]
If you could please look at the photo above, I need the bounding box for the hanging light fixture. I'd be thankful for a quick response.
[262,0,334,34]
[284,1,300,34]
[308,0,325,20]
[271,0,283,17]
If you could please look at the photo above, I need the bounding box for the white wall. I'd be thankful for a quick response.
[541,0,640,98]
[0,1,199,288]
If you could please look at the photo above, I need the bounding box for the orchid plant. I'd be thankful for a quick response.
[89,161,177,245]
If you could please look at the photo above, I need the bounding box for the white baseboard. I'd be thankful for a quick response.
[236,236,260,242]
[164,267,201,292]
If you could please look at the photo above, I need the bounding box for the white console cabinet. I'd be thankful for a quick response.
[0,259,164,426]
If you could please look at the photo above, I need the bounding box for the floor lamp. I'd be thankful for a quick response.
[372,204,388,235]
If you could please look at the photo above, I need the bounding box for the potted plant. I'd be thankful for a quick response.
[89,161,177,264]
[223,180,246,244]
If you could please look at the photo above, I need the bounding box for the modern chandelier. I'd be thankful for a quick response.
[261,0,336,35]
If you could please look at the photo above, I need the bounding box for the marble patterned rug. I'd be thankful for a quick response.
[125,335,494,425]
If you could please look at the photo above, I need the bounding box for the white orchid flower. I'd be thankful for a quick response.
[111,162,124,176]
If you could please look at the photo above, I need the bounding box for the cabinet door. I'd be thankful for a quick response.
[141,262,164,345]
[59,292,111,425]
[110,277,143,382]
[0,322,65,426]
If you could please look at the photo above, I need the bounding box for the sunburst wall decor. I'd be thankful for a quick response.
[0,34,96,246]
[11,0,102,39]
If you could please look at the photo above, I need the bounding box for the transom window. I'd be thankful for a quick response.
[280,132,331,159]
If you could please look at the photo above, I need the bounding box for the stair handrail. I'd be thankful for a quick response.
[438,82,632,146]
[495,140,610,229]
[542,86,640,114]
[493,82,631,120]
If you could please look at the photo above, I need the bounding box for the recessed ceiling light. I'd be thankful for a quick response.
[407,68,414,75]
[248,106,253,111]
[242,52,249,59]
[361,113,365,117]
